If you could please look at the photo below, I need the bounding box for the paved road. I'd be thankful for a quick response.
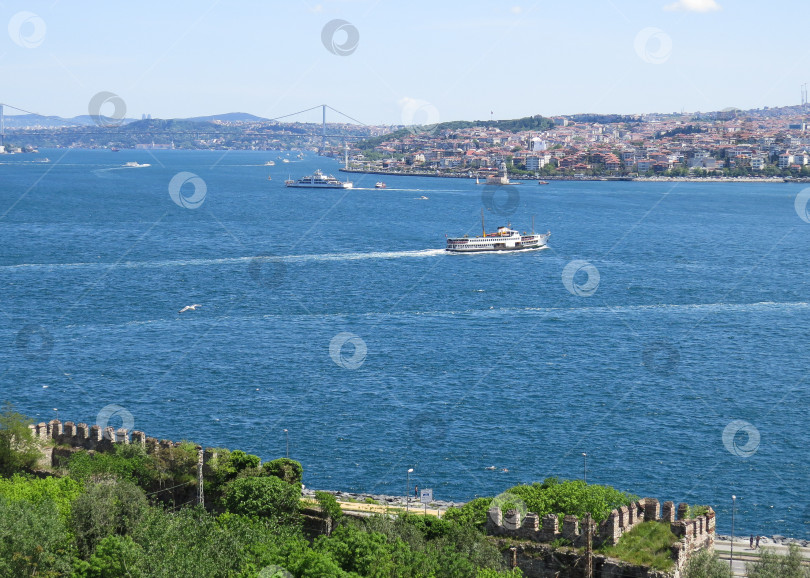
[715,538,810,576]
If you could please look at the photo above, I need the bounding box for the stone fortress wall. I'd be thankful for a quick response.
[487,498,715,576]
[29,419,214,468]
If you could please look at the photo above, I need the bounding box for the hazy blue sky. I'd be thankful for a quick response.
[2,0,808,125]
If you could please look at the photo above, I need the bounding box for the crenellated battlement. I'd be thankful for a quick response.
[486,497,715,555]
[30,419,189,457]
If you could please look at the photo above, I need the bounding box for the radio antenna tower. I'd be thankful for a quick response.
[802,84,808,108]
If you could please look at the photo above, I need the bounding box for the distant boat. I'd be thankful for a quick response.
[111,148,120,152]
[419,196,429,200]
[265,161,275,166]
[123,162,150,168]
[375,182,386,189]
[267,175,272,180]
[285,169,353,189]
[538,180,549,185]
[282,158,290,163]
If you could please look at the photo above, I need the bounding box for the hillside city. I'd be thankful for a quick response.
[346,105,810,180]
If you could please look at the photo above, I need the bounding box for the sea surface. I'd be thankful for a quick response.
[2,149,809,537]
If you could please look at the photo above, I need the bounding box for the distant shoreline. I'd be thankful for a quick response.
[338,168,795,184]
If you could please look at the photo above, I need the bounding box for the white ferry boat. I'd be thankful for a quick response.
[446,212,549,253]
[284,169,353,189]
[123,162,151,168]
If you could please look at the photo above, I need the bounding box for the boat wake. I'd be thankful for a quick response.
[2,249,448,271]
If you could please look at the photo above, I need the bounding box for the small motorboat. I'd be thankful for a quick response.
[375,182,386,189]
[538,180,549,185]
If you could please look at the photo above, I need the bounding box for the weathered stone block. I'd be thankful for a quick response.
[487,507,503,532]
[90,425,102,442]
[670,520,687,538]
[618,505,629,527]
[677,503,689,520]
[627,502,637,525]
[115,428,128,444]
[600,510,621,545]
[523,512,539,532]
[131,431,146,446]
[76,423,89,440]
[662,501,675,522]
[644,498,660,521]
[63,421,76,437]
[562,515,579,541]
[504,509,521,531]
[540,514,558,541]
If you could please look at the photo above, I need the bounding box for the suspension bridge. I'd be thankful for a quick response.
[0,102,377,150]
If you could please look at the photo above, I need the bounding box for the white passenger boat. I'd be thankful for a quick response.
[446,212,549,253]
[284,169,353,189]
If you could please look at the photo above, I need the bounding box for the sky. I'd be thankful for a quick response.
[2,0,809,126]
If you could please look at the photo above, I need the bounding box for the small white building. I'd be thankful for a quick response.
[751,157,766,171]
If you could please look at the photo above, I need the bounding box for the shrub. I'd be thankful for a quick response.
[0,495,73,577]
[443,497,492,529]
[600,521,678,570]
[746,544,810,578]
[315,491,343,529]
[68,444,156,488]
[683,549,733,578]
[0,402,40,475]
[228,449,261,472]
[0,473,83,522]
[70,479,148,557]
[72,535,145,578]
[508,478,637,523]
[263,458,303,485]
[222,476,300,525]
[686,504,711,519]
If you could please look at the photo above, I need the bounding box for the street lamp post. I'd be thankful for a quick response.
[283,429,289,458]
[730,495,736,569]
[407,468,413,513]
[582,453,587,484]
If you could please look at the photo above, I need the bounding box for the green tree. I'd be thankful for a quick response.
[72,535,144,578]
[746,544,810,578]
[0,473,83,522]
[443,497,492,529]
[0,403,40,475]
[263,457,303,485]
[315,491,343,533]
[71,479,148,557]
[0,495,73,577]
[228,449,261,472]
[68,444,157,489]
[509,478,637,523]
[682,549,732,578]
[222,476,300,525]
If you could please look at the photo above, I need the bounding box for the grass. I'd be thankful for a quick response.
[599,521,678,571]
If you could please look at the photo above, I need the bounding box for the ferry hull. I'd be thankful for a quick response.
[445,233,550,253]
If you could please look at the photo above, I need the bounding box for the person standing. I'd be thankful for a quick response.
[415,485,418,498]
[750,535,754,549]
[756,535,760,549]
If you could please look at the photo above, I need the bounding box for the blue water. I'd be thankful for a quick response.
[2,149,809,538]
